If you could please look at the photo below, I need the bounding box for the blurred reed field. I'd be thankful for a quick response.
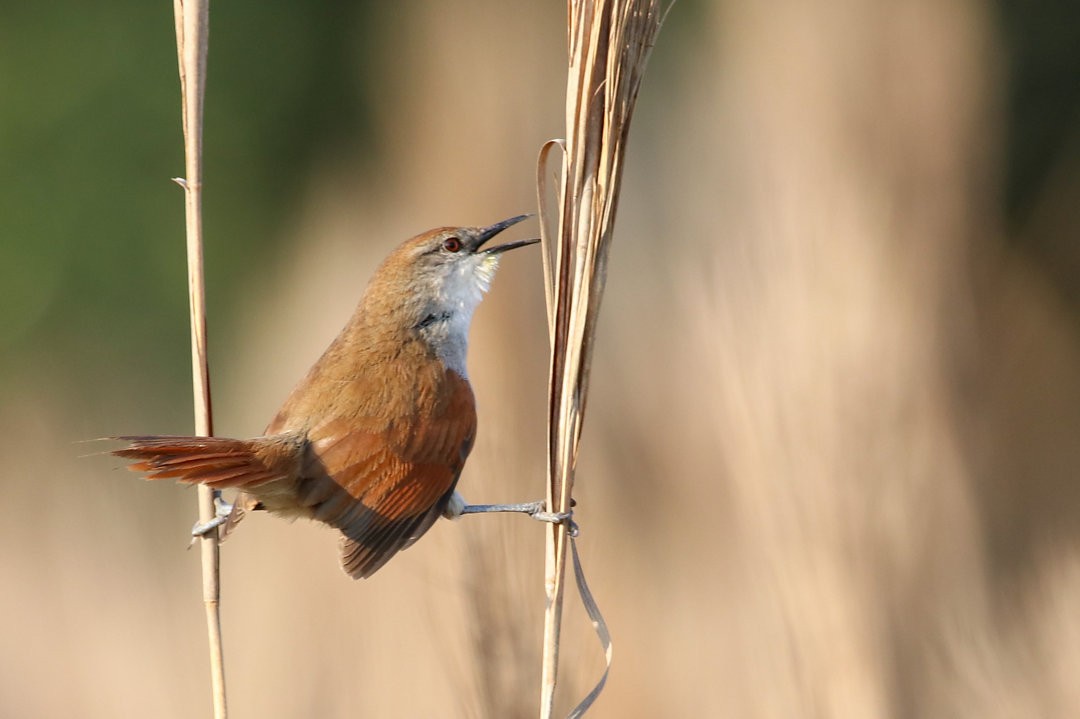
[3,0,1080,717]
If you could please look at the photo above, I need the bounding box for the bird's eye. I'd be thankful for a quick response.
[442,237,462,253]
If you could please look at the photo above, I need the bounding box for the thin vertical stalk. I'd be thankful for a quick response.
[173,1,227,716]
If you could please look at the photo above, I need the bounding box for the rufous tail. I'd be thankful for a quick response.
[112,435,289,489]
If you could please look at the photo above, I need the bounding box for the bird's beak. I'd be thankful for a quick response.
[483,237,541,255]
[474,214,539,254]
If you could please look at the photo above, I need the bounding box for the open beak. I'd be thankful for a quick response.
[483,237,540,255]
[473,214,540,254]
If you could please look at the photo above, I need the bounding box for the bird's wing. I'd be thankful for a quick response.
[295,370,477,578]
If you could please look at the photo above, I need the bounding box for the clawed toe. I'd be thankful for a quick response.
[191,495,233,538]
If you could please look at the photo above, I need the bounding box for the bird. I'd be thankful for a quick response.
[112,214,563,579]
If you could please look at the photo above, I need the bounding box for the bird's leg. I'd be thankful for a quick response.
[191,494,234,538]
[462,501,571,524]
[448,492,578,533]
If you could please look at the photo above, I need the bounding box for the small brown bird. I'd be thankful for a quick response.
[114,215,557,579]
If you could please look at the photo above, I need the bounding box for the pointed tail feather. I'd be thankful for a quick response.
[111,434,304,490]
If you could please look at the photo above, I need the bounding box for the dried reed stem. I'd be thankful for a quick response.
[537,1,664,716]
[173,1,227,716]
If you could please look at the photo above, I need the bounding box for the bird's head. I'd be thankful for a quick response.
[361,214,538,374]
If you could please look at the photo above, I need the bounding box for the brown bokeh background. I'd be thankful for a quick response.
[3,1,1080,716]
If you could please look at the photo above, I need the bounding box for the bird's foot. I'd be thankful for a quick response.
[191,495,234,538]
[458,497,578,535]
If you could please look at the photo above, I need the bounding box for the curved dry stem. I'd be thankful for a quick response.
[538,1,665,716]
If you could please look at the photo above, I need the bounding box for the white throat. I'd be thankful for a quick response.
[418,254,500,377]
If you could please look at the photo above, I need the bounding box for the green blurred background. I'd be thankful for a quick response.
[3,1,1080,717]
